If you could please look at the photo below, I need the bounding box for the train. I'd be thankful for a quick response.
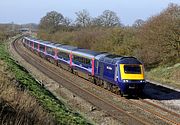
[22,36,146,96]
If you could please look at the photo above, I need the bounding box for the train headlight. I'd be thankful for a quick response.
[140,80,145,83]
[123,80,129,83]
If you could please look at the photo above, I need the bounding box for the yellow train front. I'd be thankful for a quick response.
[119,62,146,96]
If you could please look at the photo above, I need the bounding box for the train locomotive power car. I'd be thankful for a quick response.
[22,37,146,96]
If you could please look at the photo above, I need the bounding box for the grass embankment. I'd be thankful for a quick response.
[146,64,180,89]
[0,38,92,125]
[0,61,55,125]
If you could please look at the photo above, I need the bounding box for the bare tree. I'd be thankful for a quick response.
[98,10,120,27]
[91,17,102,27]
[39,11,64,33]
[133,19,145,28]
[75,9,91,27]
[63,17,72,27]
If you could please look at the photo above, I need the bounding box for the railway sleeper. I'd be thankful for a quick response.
[103,81,112,91]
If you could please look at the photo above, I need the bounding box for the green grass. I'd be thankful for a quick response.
[146,64,180,89]
[0,38,92,125]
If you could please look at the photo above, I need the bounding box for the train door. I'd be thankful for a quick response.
[114,64,118,82]
[95,60,99,74]
[99,62,104,78]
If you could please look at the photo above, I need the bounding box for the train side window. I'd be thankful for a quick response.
[86,59,91,65]
[30,41,33,47]
[34,43,38,49]
[39,44,44,51]
[46,47,55,55]
[57,51,69,60]
[73,55,91,65]
[73,55,79,63]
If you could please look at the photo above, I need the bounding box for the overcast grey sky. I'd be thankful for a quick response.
[0,0,179,25]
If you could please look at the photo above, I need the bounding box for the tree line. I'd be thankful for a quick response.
[39,9,121,33]
[0,23,20,41]
[38,3,180,69]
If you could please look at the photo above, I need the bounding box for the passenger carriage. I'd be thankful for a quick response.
[71,49,102,81]
[56,45,77,71]
[43,42,59,64]
[23,37,33,50]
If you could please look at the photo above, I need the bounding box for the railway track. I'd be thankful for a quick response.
[12,37,180,125]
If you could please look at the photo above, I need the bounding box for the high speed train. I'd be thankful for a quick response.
[23,36,146,96]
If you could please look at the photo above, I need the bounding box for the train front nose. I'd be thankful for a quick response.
[119,64,146,94]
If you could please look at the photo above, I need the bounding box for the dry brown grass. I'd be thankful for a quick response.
[0,61,56,125]
[146,64,180,89]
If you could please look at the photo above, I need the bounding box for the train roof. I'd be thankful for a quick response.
[32,39,61,48]
[94,53,109,60]
[72,49,103,59]
[38,41,55,48]
[24,37,142,64]
[24,37,40,44]
[99,54,141,64]
[24,37,59,47]
[60,45,78,50]
[57,45,78,53]
[43,41,62,47]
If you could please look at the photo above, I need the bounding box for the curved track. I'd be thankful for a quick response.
[12,37,180,125]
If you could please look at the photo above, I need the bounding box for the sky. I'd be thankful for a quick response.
[0,0,179,26]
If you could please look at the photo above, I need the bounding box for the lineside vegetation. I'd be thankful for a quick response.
[0,38,92,124]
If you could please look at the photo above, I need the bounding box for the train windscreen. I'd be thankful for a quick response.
[124,65,141,74]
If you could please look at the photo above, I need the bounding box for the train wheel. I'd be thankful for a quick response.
[108,84,112,91]
[94,77,98,85]
[95,78,101,86]
[120,91,124,97]
[91,77,95,84]
[74,70,78,75]
[112,86,119,94]
[103,81,112,91]
[137,89,143,97]
[103,81,108,89]
[115,90,120,95]
[68,67,73,73]
[54,60,58,66]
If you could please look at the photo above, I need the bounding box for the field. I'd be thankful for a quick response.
[146,64,180,89]
[0,38,92,125]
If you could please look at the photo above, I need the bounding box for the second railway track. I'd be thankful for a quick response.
[12,37,180,125]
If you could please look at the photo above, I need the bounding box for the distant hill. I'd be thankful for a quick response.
[21,23,38,30]
[0,23,38,32]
